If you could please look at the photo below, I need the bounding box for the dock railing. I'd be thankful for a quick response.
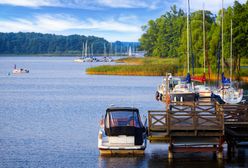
[169,103,224,136]
[217,104,248,124]
[148,102,224,139]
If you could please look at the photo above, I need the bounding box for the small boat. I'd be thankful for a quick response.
[170,81,198,102]
[100,56,113,62]
[98,107,147,155]
[74,56,99,62]
[156,73,181,101]
[12,65,29,74]
[213,82,243,104]
[74,57,84,62]
[74,41,100,62]
[213,1,243,104]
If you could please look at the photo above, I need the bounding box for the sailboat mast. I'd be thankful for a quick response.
[221,0,224,73]
[203,3,206,74]
[91,43,94,56]
[85,40,88,57]
[187,0,190,73]
[230,19,233,81]
[82,42,84,57]
[104,43,106,57]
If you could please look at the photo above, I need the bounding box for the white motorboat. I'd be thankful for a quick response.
[170,81,197,102]
[98,107,147,155]
[156,73,181,101]
[74,57,84,62]
[12,65,29,74]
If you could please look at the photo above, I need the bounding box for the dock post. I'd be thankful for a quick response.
[168,143,173,159]
[217,138,224,159]
[217,149,223,159]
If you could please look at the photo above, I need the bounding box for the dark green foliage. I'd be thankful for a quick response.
[0,32,107,55]
[139,5,185,58]
[139,1,248,76]
[0,32,140,55]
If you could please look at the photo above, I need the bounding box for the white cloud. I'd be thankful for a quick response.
[0,14,141,34]
[97,0,157,9]
[0,0,62,8]
[0,0,161,9]
[176,0,247,13]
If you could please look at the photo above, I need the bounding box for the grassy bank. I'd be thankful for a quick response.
[87,57,179,76]
[86,57,248,81]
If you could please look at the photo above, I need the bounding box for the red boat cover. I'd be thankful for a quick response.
[192,73,206,83]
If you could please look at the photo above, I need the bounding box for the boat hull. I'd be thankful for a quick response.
[99,149,145,155]
[213,88,243,104]
[12,69,29,74]
[170,92,198,102]
[98,133,146,155]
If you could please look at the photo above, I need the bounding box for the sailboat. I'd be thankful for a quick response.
[194,3,212,98]
[156,0,197,102]
[212,0,243,104]
[169,0,197,102]
[128,46,132,57]
[74,42,85,62]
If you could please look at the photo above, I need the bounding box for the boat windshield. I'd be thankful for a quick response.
[106,111,142,128]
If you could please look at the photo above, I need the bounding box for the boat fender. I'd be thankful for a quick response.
[165,94,170,104]
[159,94,163,101]
[155,91,159,101]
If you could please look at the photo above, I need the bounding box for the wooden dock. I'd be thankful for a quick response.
[147,101,248,159]
[221,104,248,153]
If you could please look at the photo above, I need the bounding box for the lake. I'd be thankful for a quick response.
[0,57,247,168]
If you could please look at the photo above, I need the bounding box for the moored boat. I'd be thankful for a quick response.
[156,73,181,101]
[12,65,29,74]
[98,107,147,155]
[213,81,243,104]
[170,80,197,102]
[212,1,243,104]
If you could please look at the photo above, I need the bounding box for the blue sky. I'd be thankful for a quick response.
[0,0,246,42]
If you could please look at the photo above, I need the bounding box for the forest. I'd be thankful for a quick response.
[0,32,139,55]
[139,1,248,76]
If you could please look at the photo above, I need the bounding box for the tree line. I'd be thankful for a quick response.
[139,1,248,76]
[0,32,139,56]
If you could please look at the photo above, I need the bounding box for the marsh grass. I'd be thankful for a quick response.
[86,57,178,76]
[86,57,248,80]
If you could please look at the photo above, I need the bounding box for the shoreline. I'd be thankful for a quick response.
[0,54,128,57]
[86,57,248,83]
[87,71,248,82]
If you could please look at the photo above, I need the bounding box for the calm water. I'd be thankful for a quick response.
[0,57,247,168]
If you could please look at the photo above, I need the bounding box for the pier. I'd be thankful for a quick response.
[147,101,248,159]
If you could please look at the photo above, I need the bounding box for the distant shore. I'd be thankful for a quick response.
[0,54,125,57]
